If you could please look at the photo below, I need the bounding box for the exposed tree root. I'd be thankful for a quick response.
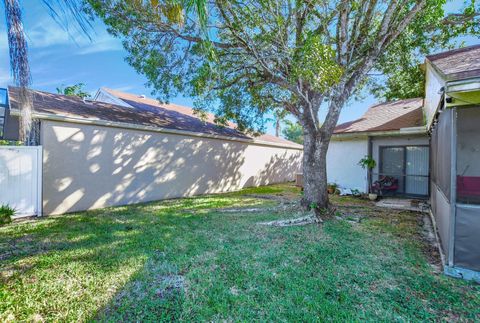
[258,213,321,227]
[220,207,273,213]
[242,194,285,200]
[216,201,301,215]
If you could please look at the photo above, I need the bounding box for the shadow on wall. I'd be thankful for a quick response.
[42,122,302,215]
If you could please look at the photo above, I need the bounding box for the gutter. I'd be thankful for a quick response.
[332,126,427,140]
[9,109,303,151]
[445,77,480,94]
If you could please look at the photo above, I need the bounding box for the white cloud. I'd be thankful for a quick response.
[112,85,136,92]
[25,17,122,55]
[0,74,12,88]
[75,35,123,55]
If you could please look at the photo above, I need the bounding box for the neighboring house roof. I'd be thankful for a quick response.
[98,87,296,146]
[7,86,301,148]
[426,44,480,81]
[334,98,424,134]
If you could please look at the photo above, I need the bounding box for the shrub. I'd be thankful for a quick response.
[0,204,15,226]
[0,140,23,146]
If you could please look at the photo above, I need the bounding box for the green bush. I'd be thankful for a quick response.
[0,140,23,146]
[0,204,15,225]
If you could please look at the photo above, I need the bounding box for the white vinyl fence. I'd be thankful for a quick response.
[0,146,42,217]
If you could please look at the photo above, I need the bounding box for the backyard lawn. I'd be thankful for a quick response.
[0,184,479,321]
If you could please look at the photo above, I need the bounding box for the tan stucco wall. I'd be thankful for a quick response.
[40,120,302,215]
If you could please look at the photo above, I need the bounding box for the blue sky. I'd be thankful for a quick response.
[0,1,478,135]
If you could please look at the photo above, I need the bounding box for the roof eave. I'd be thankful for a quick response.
[9,109,304,150]
[332,126,427,139]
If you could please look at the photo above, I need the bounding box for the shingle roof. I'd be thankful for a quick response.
[426,44,480,81]
[7,86,301,147]
[334,98,424,134]
[100,88,298,146]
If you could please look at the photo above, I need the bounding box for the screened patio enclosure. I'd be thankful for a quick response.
[431,80,480,281]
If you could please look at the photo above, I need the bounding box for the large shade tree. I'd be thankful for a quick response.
[87,0,479,218]
[2,0,91,144]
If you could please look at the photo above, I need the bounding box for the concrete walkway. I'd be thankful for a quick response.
[375,198,429,213]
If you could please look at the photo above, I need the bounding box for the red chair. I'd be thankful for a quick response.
[372,176,399,195]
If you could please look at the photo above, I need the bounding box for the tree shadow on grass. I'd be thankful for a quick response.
[0,190,277,321]
[93,251,186,322]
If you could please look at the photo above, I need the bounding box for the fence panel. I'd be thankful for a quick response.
[0,146,42,217]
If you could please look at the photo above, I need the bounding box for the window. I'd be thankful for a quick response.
[457,107,480,204]
[375,145,429,196]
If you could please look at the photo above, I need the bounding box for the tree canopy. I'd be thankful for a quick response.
[87,0,480,213]
[282,120,303,145]
[57,83,90,99]
[370,1,480,100]
[88,0,479,128]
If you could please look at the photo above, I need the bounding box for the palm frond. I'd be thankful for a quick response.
[183,0,207,29]
[41,0,93,41]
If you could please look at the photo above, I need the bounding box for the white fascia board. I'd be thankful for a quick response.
[332,127,427,140]
[446,78,480,94]
[399,126,427,134]
[10,109,303,151]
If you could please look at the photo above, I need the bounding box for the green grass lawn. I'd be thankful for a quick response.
[1,184,479,321]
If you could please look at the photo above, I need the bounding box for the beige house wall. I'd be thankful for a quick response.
[40,120,302,215]
[424,60,445,129]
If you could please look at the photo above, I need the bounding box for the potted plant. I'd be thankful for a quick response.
[368,192,378,201]
[358,156,378,200]
[358,155,376,170]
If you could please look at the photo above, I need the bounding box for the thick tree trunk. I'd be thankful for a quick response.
[298,91,346,219]
[301,126,330,217]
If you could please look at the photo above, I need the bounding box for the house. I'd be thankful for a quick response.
[0,87,302,215]
[327,44,480,281]
[327,98,428,197]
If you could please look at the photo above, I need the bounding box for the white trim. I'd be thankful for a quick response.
[455,203,480,209]
[446,78,480,94]
[444,266,480,283]
[36,146,43,217]
[332,127,427,140]
[10,109,303,150]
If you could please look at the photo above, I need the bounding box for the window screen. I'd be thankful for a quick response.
[432,108,452,201]
[457,107,480,205]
